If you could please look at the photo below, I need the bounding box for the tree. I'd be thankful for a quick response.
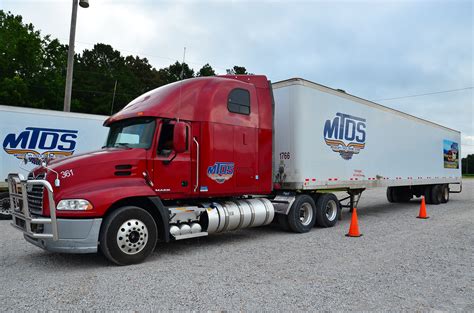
[461,154,474,175]
[0,10,42,106]
[197,63,216,77]
[157,61,195,85]
[226,65,249,75]
[0,11,67,110]
[0,10,250,115]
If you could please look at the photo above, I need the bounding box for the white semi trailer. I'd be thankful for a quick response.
[272,78,461,208]
[0,105,108,219]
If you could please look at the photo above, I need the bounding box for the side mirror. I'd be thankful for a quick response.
[173,122,187,153]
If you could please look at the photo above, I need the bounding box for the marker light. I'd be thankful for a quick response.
[57,199,93,211]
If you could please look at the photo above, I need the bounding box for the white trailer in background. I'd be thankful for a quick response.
[272,78,461,210]
[0,105,108,219]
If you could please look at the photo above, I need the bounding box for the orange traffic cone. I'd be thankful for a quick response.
[346,208,362,237]
[417,196,429,219]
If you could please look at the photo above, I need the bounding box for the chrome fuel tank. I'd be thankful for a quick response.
[205,198,275,234]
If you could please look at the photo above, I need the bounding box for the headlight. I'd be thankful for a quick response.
[57,199,93,211]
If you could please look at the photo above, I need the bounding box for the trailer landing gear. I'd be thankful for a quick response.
[339,189,364,219]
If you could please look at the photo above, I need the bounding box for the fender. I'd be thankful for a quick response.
[148,196,170,243]
[49,177,156,218]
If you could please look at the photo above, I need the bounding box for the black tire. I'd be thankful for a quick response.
[424,185,433,204]
[0,192,12,220]
[440,184,449,203]
[315,193,340,228]
[391,187,400,203]
[398,187,413,202]
[286,194,317,233]
[386,187,394,203]
[99,206,158,265]
[431,185,443,205]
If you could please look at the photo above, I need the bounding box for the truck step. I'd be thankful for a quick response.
[173,232,208,241]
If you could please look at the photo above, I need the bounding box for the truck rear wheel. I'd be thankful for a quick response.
[0,192,11,220]
[315,193,340,228]
[440,184,449,203]
[287,195,316,233]
[99,206,158,265]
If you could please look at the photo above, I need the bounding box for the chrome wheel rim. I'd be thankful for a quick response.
[116,219,149,255]
[0,197,10,216]
[444,187,449,200]
[325,200,338,221]
[299,202,313,226]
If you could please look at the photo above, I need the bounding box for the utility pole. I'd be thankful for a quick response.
[110,80,118,115]
[63,0,89,112]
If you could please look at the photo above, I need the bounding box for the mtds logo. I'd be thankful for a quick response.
[207,162,234,184]
[3,127,78,164]
[323,113,366,160]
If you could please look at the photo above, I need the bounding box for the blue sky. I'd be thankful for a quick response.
[3,0,473,156]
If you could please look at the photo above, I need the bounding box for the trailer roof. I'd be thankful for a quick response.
[0,105,108,121]
[272,78,460,134]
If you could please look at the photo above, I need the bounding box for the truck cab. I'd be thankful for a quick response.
[8,75,276,265]
[103,74,274,199]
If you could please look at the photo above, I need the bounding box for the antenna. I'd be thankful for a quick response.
[180,47,186,80]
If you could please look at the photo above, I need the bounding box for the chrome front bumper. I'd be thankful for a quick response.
[8,173,59,240]
[7,173,101,254]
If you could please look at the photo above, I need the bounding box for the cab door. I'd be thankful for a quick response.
[152,120,191,198]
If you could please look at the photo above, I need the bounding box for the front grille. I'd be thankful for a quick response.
[27,173,46,215]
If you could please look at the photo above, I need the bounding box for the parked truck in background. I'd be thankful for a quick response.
[7,75,462,265]
[0,105,108,219]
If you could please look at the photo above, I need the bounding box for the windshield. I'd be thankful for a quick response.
[105,118,156,149]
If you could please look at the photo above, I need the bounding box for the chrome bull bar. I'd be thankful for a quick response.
[7,173,58,241]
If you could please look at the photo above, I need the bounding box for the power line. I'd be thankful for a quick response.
[373,87,474,101]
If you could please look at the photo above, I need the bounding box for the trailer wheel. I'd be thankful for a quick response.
[391,187,400,202]
[99,206,158,265]
[424,185,433,204]
[287,195,316,233]
[0,192,11,220]
[315,193,340,228]
[386,187,394,203]
[431,185,443,205]
[398,187,413,202]
[440,184,449,203]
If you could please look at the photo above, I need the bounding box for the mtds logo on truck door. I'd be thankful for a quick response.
[3,127,78,165]
[207,162,234,184]
[323,113,366,160]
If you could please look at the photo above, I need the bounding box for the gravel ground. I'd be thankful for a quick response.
[0,180,473,311]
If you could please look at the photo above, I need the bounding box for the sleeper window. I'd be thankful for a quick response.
[227,88,250,115]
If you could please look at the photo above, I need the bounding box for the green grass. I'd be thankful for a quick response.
[462,174,474,178]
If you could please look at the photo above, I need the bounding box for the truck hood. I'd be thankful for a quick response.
[46,148,144,171]
[31,148,151,218]
[31,148,148,186]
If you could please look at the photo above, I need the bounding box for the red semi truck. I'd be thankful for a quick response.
[8,75,461,265]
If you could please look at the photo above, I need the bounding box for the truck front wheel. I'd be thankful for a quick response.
[99,206,158,265]
[315,193,340,228]
[287,195,317,233]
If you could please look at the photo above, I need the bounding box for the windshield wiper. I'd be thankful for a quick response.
[113,143,132,149]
